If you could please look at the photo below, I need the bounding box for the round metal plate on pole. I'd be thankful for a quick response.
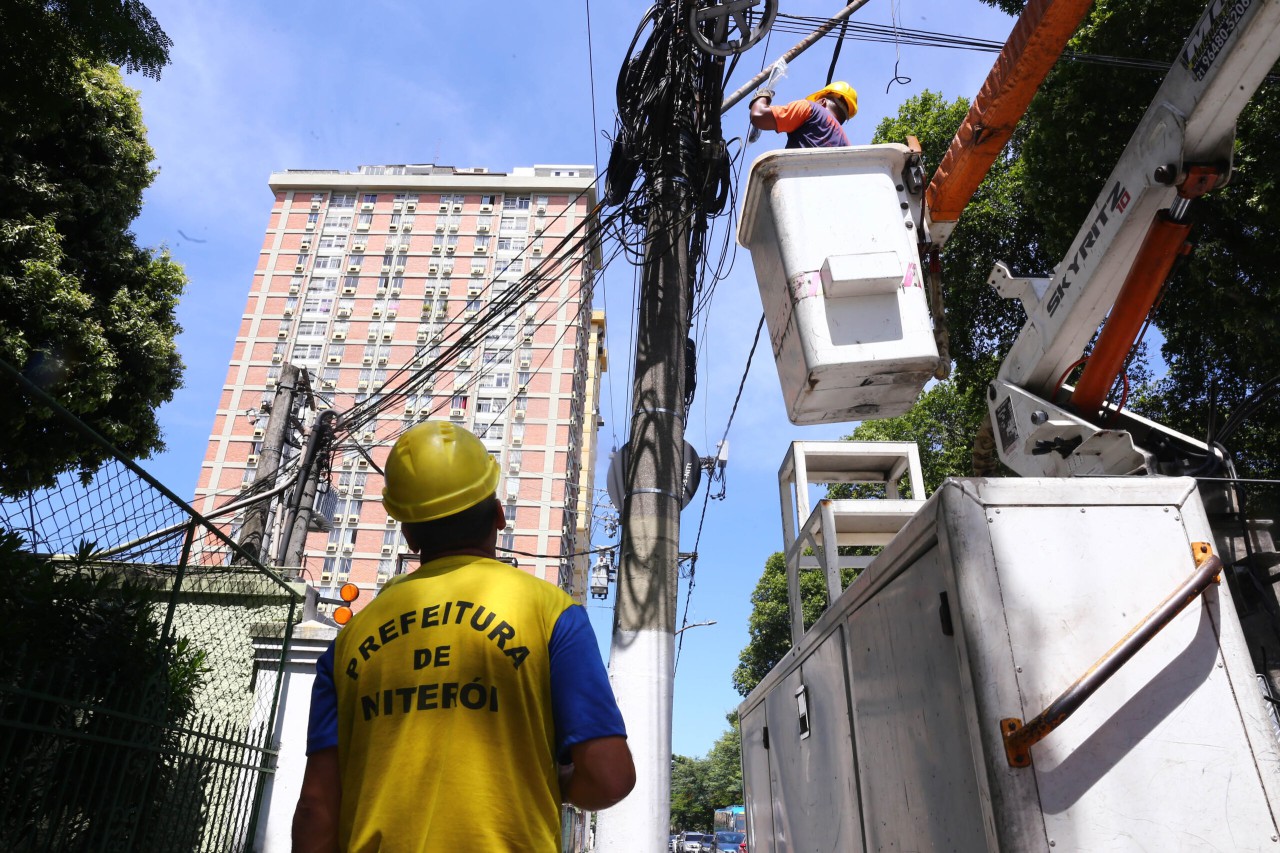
[689,0,778,57]
[607,441,702,511]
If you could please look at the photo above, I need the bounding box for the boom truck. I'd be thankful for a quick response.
[732,0,1280,849]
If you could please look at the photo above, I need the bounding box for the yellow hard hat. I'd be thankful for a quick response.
[382,421,500,523]
[807,81,858,121]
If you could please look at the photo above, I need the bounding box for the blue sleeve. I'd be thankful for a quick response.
[549,605,627,762]
[306,643,339,754]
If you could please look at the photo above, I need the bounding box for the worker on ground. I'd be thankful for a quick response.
[749,81,857,149]
[292,421,635,852]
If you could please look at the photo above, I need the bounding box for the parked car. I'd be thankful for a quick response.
[670,835,680,853]
[679,831,712,852]
[711,830,747,851]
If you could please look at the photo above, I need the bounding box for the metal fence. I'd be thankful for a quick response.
[0,362,302,852]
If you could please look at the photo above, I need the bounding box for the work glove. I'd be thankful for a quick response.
[750,88,774,105]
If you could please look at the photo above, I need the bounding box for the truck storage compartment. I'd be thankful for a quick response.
[740,476,1280,852]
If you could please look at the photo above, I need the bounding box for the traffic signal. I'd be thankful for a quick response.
[333,581,361,625]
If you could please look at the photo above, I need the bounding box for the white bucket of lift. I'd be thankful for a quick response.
[737,144,940,425]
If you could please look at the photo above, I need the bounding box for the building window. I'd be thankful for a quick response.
[358,213,373,228]
[503,195,530,210]
[363,193,378,205]
[499,216,528,231]
[475,235,491,251]
[330,193,356,208]
[314,256,342,271]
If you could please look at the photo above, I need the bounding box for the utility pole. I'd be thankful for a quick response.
[238,363,300,563]
[597,8,699,849]
[278,409,337,573]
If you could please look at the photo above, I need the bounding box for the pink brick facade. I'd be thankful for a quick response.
[194,164,606,603]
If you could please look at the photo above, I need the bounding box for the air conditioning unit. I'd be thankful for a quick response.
[416,332,428,343]
[341,286,356,295]
[514,409,526,420]
[438,203,449,212]
[347,264,361,273]
[480,204,492,212]
[464,309,478,319]
[431,246,442,255]
[508,461,521,473]
[536,205,546,214]
[402,409,414,420]
[445,246,456,254]
[471,268,485,277]
[342,456,354,468]
[448,224,459,233]
[322,379,335,389]
[358,380,369,390]
[321,571,333,582]
[512,436,523,447]
[333,330,347,340]
[366,329,378,341]
[381,544,393,554]
[377,572,390,585]
[305,222,316,231]
[294,263,305,272]
[458,357,471,368]
[525,306,538,318]
[390,287,402,296]
[240,482,252,491]
[326,543,338,553]
[477,223,489,233]
[378,355,388,365]
[397,243,409,252]
[357,222,370,231]
[476,245,488,253]
[394,265,405,274]
[266,377,278,388]
[357,458,368,468]
[371,307,383,318]
[282,305,294,317]
[387,223,398,232]
[519,358,531,368]
[405,201,417,211]
[362,355,373,366]
[467,287,481,297]
[402,222,413,232]
[253,428,265,439]
[534,224,544,235]
[352,242,366,251]
[452,204,463,213]
[337,307,352,318]
[382,329,394,341]
[327,354,341,364]
[454,380,467,390]
[247,454,259,466]
[436,308,448,318]
[392,202,403,212]
[299,241,311,251]
[288,283,300,295]
[436,222,446,231]
[352,485,364,496]
[277,329,290,339]
[522,334,534,343]
[342,544,354,554]
[311,201,321,210]
[380,264,392,274]
[272,352,283,363]
[361,202,374,211]
[517,383,528,392]
[532,246,542,255]
[336,572,351,583]
[450,408,465,418]
[428,264,440,275]
[347,514,361,525]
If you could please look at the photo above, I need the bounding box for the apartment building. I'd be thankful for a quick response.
[193,163,607,601]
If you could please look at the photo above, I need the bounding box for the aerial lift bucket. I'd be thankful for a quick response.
[737,144,940,425]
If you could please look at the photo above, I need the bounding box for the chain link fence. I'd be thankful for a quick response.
[0,360,302,852]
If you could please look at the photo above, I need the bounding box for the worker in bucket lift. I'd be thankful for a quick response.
[292,421,635,852]
[749,81,857,149]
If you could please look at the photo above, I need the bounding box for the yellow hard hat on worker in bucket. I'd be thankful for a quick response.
[806,81,858,122]
[382,421,500,523]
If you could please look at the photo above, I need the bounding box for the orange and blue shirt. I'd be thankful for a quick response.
[306,555,626,853]
[769,100,849,149]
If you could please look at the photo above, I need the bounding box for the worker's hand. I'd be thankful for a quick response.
[750,88,774,105]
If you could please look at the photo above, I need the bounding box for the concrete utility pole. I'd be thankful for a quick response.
[279,409,337,573]
[596,18,700,850]
[239,363,301,563]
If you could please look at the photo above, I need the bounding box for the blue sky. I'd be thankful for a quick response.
[126,0,1020,759]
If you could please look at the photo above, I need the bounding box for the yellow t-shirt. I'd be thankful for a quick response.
[318,555,614,852]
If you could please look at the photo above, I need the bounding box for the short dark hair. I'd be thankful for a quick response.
[403,495,500,560]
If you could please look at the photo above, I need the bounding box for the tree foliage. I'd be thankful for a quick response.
[0,528,210,847]
[670,714,744,832]
[0,3,185,496]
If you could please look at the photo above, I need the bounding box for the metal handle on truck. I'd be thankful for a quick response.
[1000,542,1221,768]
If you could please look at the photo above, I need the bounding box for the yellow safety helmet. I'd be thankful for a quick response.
[382,421,501,523]
[806,81,858,121]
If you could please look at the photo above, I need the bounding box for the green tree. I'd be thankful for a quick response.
[670,754,712,832]
[1,3,184,495]
[703,713,744,810]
